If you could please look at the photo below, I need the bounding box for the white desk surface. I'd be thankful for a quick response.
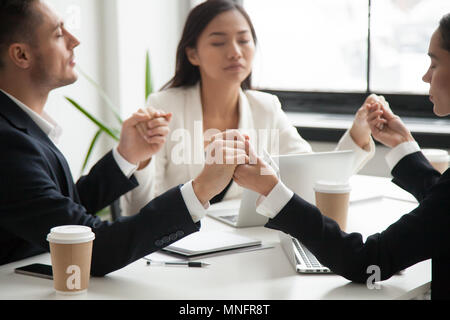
[0,175,431,300]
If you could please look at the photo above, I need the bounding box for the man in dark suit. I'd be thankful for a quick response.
[232,15,450,300]
[0,0,249,276]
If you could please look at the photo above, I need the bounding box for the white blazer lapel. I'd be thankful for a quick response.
[237,89,255,134]
[223,89,255,201]
[184,83,205,180]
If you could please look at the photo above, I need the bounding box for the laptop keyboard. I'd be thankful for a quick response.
[293,238,325,269]
[220,215,238,224]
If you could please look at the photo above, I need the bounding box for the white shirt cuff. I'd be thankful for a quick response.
[112,147,138,179]
[385,141,421,171]
[180,180,210,223]
[256,181,294,219]
[337,129,376,174]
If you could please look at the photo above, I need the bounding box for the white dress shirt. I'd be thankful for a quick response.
[0,89,207,223]
[256,140,422,219]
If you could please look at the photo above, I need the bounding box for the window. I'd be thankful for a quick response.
[246,0,368,92]
[370,0,447,94]
[243,0,450,118]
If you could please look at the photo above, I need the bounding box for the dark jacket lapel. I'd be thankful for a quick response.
[0,91,76,198]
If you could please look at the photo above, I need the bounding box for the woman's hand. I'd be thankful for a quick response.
[349,94,387,150]
[117,108,171,167]
[134,107,173,169]
[233,141,279,197]
[193,130,250,205]
[367,103,415,148]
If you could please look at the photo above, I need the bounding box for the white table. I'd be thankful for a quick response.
[0,175,431,300]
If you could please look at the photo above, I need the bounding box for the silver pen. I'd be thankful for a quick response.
[145,259,209,268]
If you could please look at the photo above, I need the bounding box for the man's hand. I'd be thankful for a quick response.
[367,103,415,148]
[117,108,172,167]
[193,130,250,205]
[349,94,387,150]
[233,140,279,197]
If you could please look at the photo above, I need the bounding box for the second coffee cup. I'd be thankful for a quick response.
[422,149,449,174]
[314,181,351,232]
[47,225,95,295]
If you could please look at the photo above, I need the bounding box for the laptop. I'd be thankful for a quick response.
[279,231,331,273]
[207,189,269,228]
[270,150,354,274]
[272,150,355,205]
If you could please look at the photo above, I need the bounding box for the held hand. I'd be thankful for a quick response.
[117,108,172,166]
[135,107,173,169]
[367,103,415,148]
[193,130,250,205]
[233,141,279,197]
[136,106,173,144]
[349,94,386,150]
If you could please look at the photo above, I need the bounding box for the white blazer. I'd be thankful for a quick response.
[121,83,375,216]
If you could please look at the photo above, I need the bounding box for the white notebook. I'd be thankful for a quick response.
[162,231,261,257]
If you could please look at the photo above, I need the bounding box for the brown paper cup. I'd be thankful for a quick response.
[422,149,449,174]
[314,181,351,232]
[47,226,95,295]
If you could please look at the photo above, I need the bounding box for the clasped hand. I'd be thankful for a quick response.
[117,107,172,168]
[193,130,280,205]
[366,97,415,148]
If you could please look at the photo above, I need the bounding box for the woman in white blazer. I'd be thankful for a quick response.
[121,0,378,216]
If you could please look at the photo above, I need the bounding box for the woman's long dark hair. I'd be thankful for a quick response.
[439,13,450,52]
[162,0,257,91]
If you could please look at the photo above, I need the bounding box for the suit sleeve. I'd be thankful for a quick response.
[0,132,200,276]
[75,151,139,214]
[265,154,450,284]
[265,185,443,283]
[391,151,442,202]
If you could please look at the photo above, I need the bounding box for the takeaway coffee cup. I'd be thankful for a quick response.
[47,226,95,295]
[422,149,449,174]
[314,181,351,232]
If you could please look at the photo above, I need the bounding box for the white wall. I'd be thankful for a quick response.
[114,0,187,119]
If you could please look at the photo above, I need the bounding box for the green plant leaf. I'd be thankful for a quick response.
[76,66,123,125]
[145,51,153,101]
[65,97,120,141]
[81,129,102,175]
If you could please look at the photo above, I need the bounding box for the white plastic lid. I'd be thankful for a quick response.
[47,225,95,244]
[422,149,449,163]
[314,181,352,194]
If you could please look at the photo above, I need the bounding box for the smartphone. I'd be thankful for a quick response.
[14,263,53,280]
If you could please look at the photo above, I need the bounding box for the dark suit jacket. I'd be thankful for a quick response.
[266,151,450,300]
[0,91,200,276]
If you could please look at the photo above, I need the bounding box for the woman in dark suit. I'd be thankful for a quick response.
[233,13,450,300]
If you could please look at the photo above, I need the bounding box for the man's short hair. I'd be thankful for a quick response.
[0,0,41,70]
[439,13,450,52]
